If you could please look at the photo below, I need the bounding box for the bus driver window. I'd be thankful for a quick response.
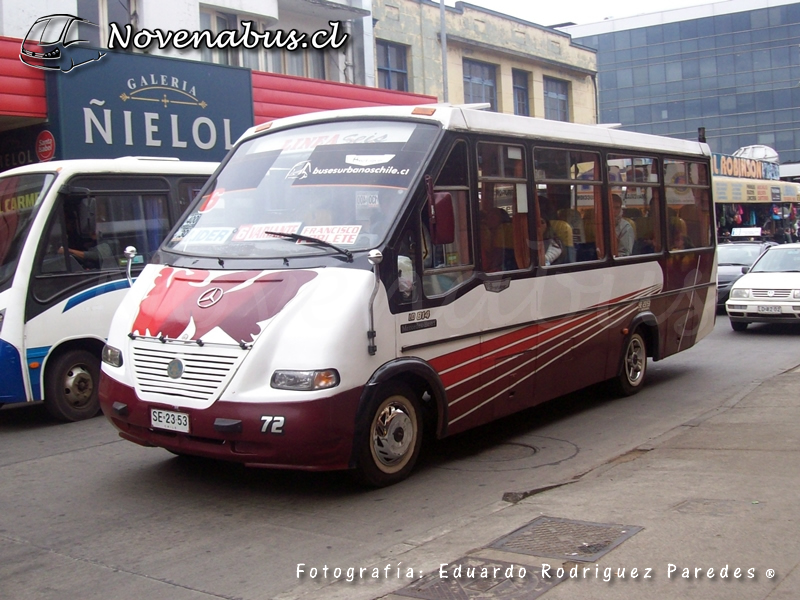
[396,140,474,302]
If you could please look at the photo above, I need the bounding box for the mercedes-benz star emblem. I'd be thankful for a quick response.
[197,287,224,308]
[167,358,184,379]
[767,290,774,297]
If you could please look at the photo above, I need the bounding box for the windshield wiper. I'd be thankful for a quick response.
[264,230,353,262]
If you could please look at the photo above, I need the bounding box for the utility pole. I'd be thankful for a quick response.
[440,0,448,102]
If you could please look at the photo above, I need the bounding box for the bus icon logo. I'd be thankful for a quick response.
[20,14,106,72]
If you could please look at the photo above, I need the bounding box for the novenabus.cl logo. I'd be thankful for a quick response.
[20,14,106,72]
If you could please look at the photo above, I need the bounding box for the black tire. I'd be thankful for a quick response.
[611,331,647,397]
[44,349,101,422]
[354,382,423,487]
[730,320,749,332]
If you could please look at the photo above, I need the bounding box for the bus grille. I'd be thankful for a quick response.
[752,289,791,298]
[131,343,243,402]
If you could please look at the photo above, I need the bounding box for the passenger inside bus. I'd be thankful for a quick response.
[612,194,634,257]
[669,220,693,250]
[59,198,115,270]
[538,216,563,266]
[479,201,515,272]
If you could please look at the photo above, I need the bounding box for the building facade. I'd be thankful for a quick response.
[561,0,800,163]
[0,0,436,171]
[1,0,376,86]
[373,0,598,123]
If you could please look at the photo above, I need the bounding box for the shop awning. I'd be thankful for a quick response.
[0,36,47,132]
[713,176,800,204]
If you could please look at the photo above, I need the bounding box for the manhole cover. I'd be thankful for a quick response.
[490,516,642,563]
[438,436,578,472]
[395,557,562,600]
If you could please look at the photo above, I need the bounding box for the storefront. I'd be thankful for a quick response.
[712,153,800,242]
[0,36,435,172]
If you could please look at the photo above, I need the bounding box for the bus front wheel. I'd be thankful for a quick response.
[44,349,101,422]
[612,331,647,397]
[354,382,423,487]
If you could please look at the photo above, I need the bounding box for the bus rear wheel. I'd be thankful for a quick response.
[44,349,101,422]
[611,331,647,397]
[354,382,423,487]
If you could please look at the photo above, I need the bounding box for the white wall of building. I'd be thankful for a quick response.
[0,0,78,38]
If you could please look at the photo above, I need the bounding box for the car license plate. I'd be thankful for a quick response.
[757,305,782,314]
[151,408,190,433]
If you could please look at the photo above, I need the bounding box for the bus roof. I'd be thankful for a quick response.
[241,104,711,159]
[0,157,218,179]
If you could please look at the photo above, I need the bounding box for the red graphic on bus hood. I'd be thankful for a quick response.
[131,268,317,344]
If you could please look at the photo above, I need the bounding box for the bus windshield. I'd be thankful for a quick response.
[0,172,55,289]
[166,120,438,259]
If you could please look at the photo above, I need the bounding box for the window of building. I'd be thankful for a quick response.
[200,9,239,66]
[376,40,409,91]
[463,59,497,111]
[512,70,530,116]
[544,77,569,122]
[77,0,132,47]
[202,11,327,79]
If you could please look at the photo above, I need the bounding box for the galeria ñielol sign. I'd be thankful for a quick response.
[45,49,253,161]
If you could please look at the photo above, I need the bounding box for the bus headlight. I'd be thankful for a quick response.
[271,369,340,391]
[730,288,750,299]
[793,290,800,299]
[102,344,123,367]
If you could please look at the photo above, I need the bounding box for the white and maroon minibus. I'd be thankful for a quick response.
[99,105,716,486]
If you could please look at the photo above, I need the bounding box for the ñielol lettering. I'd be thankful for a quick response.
[83,106,234,151]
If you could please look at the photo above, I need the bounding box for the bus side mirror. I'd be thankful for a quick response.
[741,266,749,274]
[430,192,455,246]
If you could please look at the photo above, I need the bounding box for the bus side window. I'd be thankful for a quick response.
[176,178,209,216]
[39,212,72,273]
[607,155,662,256]
[421,141,474,297]
[97,193,171,267]
[477,142,530,273]
[534,148,604,265]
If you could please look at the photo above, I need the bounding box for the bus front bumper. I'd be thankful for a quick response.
[99,374,362,471]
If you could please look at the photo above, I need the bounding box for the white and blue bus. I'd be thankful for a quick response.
[0,158,216,421]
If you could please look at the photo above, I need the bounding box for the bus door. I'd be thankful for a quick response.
[395,140,496,434]
[663,159,714,354]
[525,150,612,402]
[474,141,537,422]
